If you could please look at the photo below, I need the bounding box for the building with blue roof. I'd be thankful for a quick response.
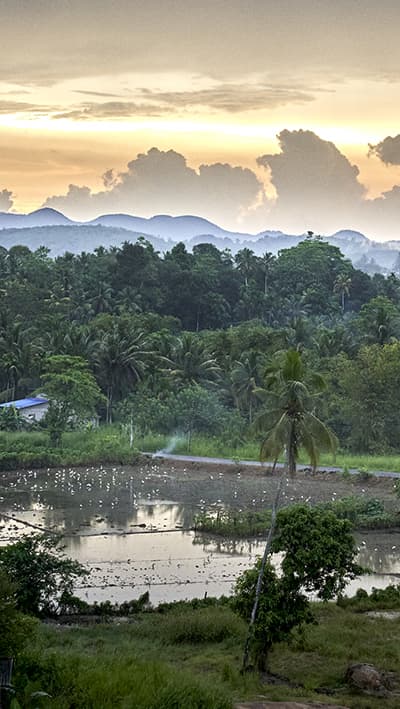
[0,397,49,421]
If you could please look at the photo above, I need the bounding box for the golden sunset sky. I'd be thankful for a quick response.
[2,0,400,237]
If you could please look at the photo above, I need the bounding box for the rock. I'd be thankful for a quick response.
[345,662,393,696]
[235,703,350,709]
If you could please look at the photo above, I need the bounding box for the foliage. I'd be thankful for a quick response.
[194,495,396,536]
[338,584,400,612]
[233,504,361,670]
[256,350,337,474]
[0,534,88,617]
[41,355,104,445]
[2,236,400,457]
[0,405,24,431]
[0,570,37,656]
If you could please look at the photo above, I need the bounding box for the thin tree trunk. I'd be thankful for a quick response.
[241,463,286,672]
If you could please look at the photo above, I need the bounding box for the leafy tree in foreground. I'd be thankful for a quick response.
[234,505,361,672]
[0,569,37,655]
[41,354,104,446]
[0,533,88,617]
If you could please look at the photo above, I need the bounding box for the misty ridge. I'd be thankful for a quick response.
[0,207,399,275]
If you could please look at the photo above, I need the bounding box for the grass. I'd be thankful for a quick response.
[12,602,400,708]
[138,432,400,473]
[194,496,399,536]
[3,427,400,474]
[0,427,140,470]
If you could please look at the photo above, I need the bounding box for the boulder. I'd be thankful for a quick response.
[345,662,392,696]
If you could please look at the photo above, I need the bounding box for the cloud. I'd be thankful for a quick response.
[369,135,400,165]
[51,82,315,122]
[0,100,51,115]
[42,147,267,224]
[73,90,123,98]
[138,84,315,113]
[3,1,400,86]
[257,129,365,233]
[53,101,171,120]
[36,133,400,238]
[0,188,14,212]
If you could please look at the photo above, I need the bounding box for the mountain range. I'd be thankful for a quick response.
[0,208,399,274]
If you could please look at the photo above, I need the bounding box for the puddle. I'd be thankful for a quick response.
[0,464,399,605]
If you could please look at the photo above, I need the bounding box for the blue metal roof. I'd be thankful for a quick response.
[0,397,48,410]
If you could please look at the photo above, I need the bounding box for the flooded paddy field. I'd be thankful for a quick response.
[0,458,399,605]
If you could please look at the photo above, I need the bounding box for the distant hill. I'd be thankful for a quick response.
[0,225,173,256]
[89,213,251,241]
[0,208,73,228]
[0,209,399,273]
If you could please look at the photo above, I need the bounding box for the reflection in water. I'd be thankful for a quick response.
[0,464,400,604]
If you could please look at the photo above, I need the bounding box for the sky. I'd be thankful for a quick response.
[2,0,400,238]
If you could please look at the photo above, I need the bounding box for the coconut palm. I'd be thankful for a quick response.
[163,333,221,388]
[97,325,151,423]
[257,350,337,475]
[235,248,257,288]
[259,251,275,296]
[242,349,337,671]
[231,351,265,423]
[334,273,352,314]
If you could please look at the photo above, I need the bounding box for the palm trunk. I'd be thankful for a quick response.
[241,462,286,672]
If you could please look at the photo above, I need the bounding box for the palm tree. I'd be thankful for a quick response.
[334,274,352,314]
[163,333,221,388]
[97,325,151,423]
[242,350,337,671]
[235,248,257,288]
[259,251,275,296]
[231,351,264,424]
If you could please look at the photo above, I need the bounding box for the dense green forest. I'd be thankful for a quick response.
[2,233,400,454]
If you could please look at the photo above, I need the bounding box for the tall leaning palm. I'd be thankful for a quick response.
[242,349,337,671]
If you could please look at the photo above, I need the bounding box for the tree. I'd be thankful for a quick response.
[41,355,104,445]
[97,323,151,423]
[163,333,221,388]
[234,505,361,671]
[242,350,337,670]
[334,273,352,313]
[257,350,337,476]
[0,570,37,655]
[0,534,88,617]
[230,351,265,423]
[235,248,257,288]
[357,295,400,345]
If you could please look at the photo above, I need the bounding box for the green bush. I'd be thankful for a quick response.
[338,583,400,612]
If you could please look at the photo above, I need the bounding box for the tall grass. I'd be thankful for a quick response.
[3,426,400,473]
[138,432,400,473]
[14,601,400,709]
[0,427,139,470]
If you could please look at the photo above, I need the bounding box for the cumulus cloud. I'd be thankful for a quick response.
[257,129,365,233]
[0,188,14,212]
[38,133,400,238]
[369,135,400,165]
[43,147,267,224]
